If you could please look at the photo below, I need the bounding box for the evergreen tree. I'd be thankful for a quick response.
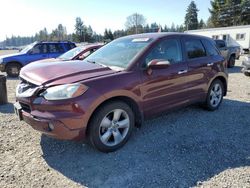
[198,19,206,29]
[184,1,199,30]
[74,17,85,42]
[209,0,250,27]
[108,30,114,40]
[241,0,250,24]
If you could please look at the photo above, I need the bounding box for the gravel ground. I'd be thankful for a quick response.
[0,56,249,188]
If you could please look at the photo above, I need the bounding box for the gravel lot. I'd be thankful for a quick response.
[0,54,249,188]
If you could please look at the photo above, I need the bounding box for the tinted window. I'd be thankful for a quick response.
[202,39,220,56]
[145,39,182,65]
[29,44,47,54]
[185,39,206,59]
[48,44,64,53]
[65,43,76,51]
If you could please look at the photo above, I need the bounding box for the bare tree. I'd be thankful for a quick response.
[125,13,146,34]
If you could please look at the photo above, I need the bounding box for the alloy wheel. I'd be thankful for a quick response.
[209,83,222,108]
[99,109,130,147]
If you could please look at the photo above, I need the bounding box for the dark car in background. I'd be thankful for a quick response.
[15,33,228,152]
[32,43,103,63]
[0,41,76,77]
[215,39,240,68]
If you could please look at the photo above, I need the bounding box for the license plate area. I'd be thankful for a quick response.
[14,102,23,121]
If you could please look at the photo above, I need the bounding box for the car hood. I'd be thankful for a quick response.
[31,58,58,64]
[0,52,25,59]
[20,60,116,86]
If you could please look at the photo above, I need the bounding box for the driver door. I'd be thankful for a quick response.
[26,44,48,64]
[140,37,190,117]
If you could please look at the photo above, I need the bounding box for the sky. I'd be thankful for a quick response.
[0,0,211,41]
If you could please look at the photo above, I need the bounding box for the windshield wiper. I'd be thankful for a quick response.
[86,60,96,64]
[86,60,107,68]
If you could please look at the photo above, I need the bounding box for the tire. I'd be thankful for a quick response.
[204,79,224,111]
[244,72,250,77]
[6,63,21,77]
[88,101,135,152]
[228,55,235,68]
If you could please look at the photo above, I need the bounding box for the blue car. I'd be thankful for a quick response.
[0,41,76,77]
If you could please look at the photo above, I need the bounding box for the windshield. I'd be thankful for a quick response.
[58,46,84,60]
[20,42,37,53]
[85,37,152,69]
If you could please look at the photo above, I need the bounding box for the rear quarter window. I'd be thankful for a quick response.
[202,39,220,56]
[185,39,206,59]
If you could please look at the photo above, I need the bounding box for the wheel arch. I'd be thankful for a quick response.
[210,76,228,96]
[85,95,143,137]
[6,61,23,69]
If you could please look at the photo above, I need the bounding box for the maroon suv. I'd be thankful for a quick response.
[15,33,228,152]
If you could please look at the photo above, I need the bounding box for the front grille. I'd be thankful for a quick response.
[20,102,31,113]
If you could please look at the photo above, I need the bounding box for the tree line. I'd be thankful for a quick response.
[1,0,250,47]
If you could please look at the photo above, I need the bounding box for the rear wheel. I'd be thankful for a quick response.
[228,55,235,68]
[6,63,21,77]
[88,101,134,152]
[204,79,224,111]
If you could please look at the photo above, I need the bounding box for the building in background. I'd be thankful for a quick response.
[185,25,250,53]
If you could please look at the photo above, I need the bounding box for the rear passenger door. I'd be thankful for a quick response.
[182,37,221,101]
[47,43,65,58]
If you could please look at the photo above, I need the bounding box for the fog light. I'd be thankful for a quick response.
[48,122,54,131]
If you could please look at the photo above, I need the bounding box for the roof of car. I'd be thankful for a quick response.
[121,32,211,40]
[38,41,75,44]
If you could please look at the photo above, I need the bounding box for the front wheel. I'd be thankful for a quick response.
[244,72,250,77]
[88,101,134,152]
[204,80,224,111]
[228,55,235,68]
[6,63,21,77]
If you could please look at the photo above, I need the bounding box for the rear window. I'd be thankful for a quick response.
[215,40,226,48]
[65,43,76,51]
[202,39,220,56]
[185,39,206,59]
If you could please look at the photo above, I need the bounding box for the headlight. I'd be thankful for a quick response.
[41,83,88,100]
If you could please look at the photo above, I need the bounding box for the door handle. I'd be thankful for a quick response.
[178,70,188,74]
[207,63,214,66]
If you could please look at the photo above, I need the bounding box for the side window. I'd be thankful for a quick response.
[48,44,64,53]
[29,44,47,54]
[215,40,225,48]
[145,39,182,65]
[202,39,220,56]
[185,39,206,59]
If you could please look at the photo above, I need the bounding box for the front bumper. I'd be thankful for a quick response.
[0,64,5,72]
[14,102,86,141]
[242,60,250,73]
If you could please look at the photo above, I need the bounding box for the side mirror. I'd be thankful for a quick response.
[147,59,170,69]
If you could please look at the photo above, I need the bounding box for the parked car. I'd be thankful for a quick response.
[214,39,240,68]
[242,55,250,76]
[32,43,103,64]
[0,41,76,77]
[14,33,228,152]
